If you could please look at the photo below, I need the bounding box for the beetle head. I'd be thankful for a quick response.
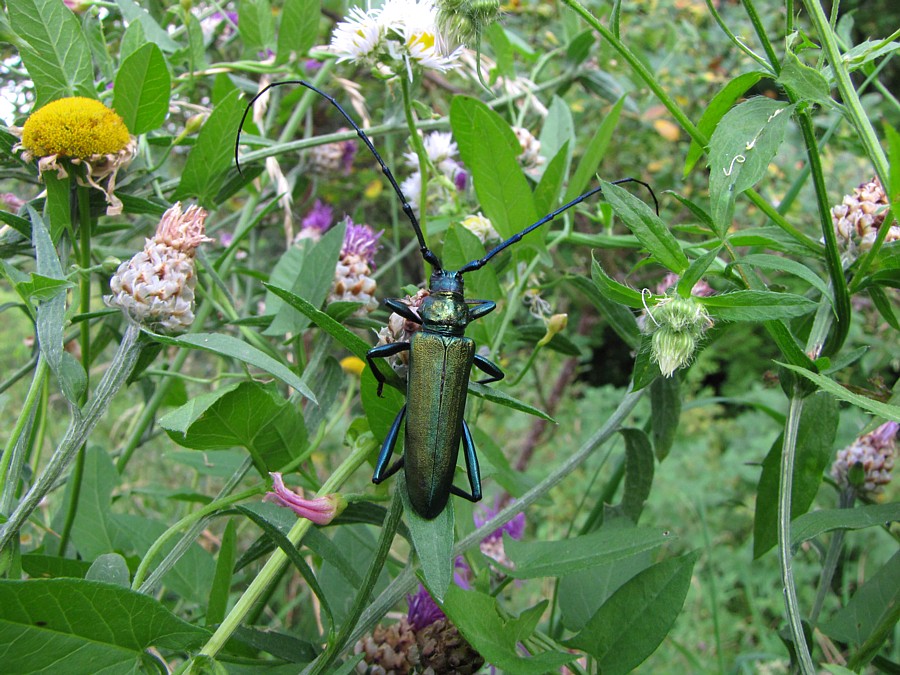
[420,270,468,334]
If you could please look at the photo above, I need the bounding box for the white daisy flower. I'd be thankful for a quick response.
[331,5,385,64]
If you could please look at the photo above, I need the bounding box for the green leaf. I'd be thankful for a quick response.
[16,272,74,303]
[239,0,275,56]
[699,290,817,321]
[159,381,307,474]
[265,283,371,360]
[791,503,900,548]
[278,0,320,64]
[451,96,538,242]
[0,578,209,671]
[569,274,640,349]
[867,286,899,330]
[468,381,554,421]
[650,375,680,461]
[360,366,405,442]
[403,480,454,601]
[778,52,832,106]
[563,551,699,674]
[684,71,766,176]
[533,141,570,217]
[708,98,795,231]
[206,519,236,626]
[734,254,832,300]
[753,392,838,557]
[778,364,900,422]
[265,222,345,336]
[113,43,171,134]
[601,181,689,273]
[441,587,575,674]
[540,96,575,169]
[153,332,316,403]
[21,554,92,579]
[174,89,244,206]
[8,0,94,107]
[504,526,672,578]
[115,0,179,51]
[85,553,130,587]
[676,246,721,298]
[619,429,654,523]
[820,551,900,648]
[565,96,625,201]
[590,255,646,308]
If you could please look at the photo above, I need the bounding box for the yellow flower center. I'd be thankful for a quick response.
[408,31,436,52]
[21,97,131,159]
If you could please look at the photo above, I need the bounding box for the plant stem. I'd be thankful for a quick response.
[0,323,143,554]
[809,489,854,625]
[400,76,430,238]
[132,482,263,591]
[0,357,49,515]
[196,434,375,659]
[778,392,816,674]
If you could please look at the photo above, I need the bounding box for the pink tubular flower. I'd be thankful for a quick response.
[341,219,383,264]
[264,472,346,525]
[296,199,335,242]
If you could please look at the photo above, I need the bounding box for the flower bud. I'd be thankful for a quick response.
[537,313,567,347]
[647,294,712,377]
[264,472,347,525]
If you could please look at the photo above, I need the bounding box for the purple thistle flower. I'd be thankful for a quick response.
[304,58,323,73]
[406,585,445,630]
[341,217,383,264]
[300,199,335,236]
[872,421,899,447]
[454,166,468,191]
[474,499,526,544]
[453,556,473,590]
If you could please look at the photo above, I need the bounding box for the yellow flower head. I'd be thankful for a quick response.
[21,97,131,159]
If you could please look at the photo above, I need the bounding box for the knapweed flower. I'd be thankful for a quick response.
[831,421,897,497]
[17,97,136,216]
[330,218,384,313]
[330,0,465,80]
[374,288,429,375]
[264,472,346,525]
[106,203,210,332]
[295,199,335,242]
[474,498,525,568]
[353,585,483,674]
[832,177,899,255]
[308,130,357,175]
[461,212,499,244]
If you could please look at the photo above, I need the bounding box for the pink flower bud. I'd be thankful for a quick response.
[264,472,346,525]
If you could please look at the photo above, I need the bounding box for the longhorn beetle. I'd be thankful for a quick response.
[237,81,657,519]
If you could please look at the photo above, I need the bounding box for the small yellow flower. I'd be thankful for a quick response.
[21,97,131,159]
[340,356,366,376]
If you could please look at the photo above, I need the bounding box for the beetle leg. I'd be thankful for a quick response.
[450,420,483,503]
[373,405,407,484]
[366,342,410,396]
[384,298,422,324]
[473,353,504,385]
[467,300,496,321]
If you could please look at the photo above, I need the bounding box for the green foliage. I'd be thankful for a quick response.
[1,0,898,671]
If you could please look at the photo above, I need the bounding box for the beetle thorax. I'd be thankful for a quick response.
[422,271,468,334]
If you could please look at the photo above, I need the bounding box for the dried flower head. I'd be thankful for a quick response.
[308,131,357,175]
[330,218,384,313]
[831,421,897,496]
[832,177,900,254]
[17,97,137,216]
[374,288,429,376]
[106,203,210,332]
[264,472,346,525]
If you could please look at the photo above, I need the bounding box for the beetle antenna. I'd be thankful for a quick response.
[234,79,443,271]
[457,177,658,275]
